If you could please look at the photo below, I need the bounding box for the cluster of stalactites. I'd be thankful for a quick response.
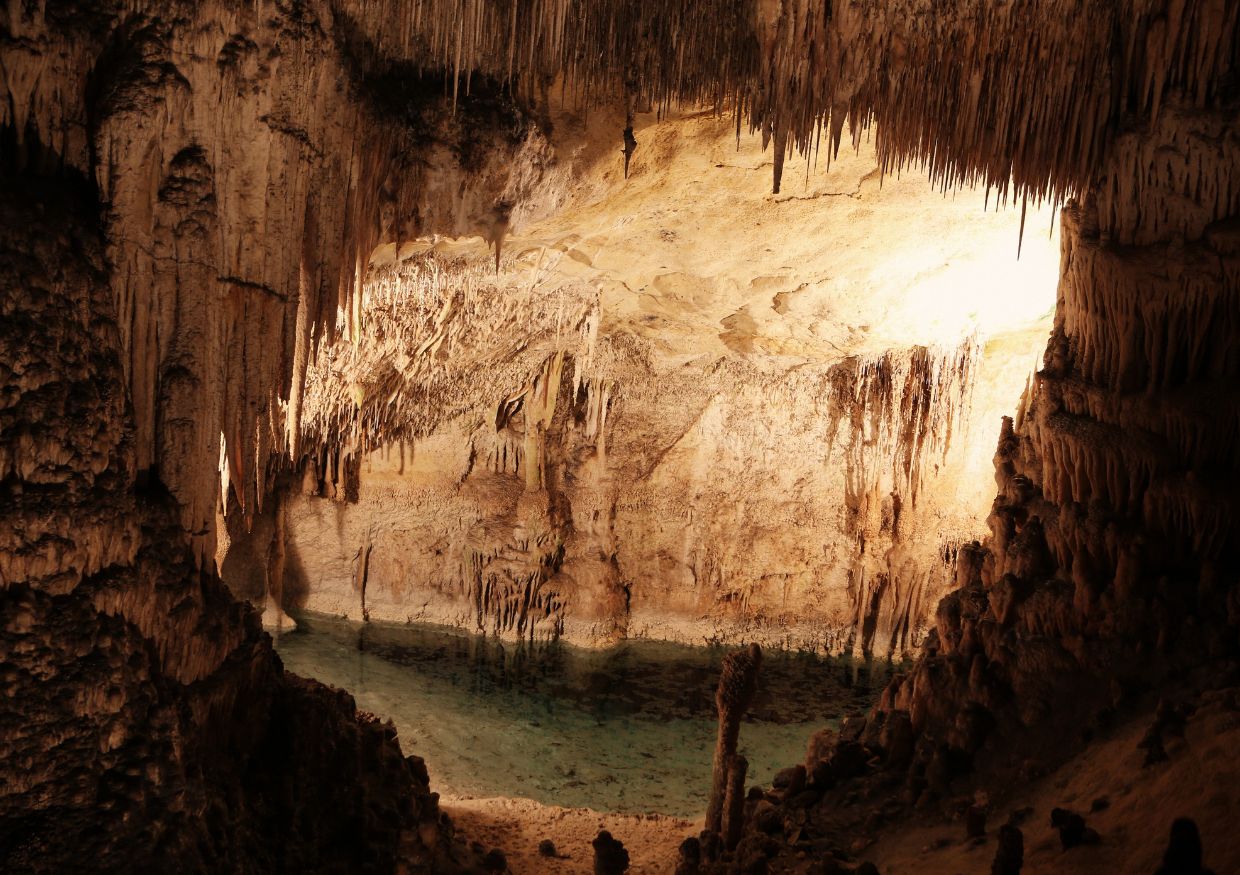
[346,0,1238,204]
[0,0,547,565]
[1019,199,1240,571]
[297,247,600,498]
[825,339,980,512]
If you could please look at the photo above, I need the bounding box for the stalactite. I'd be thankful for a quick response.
[9,2,1240,871]
[0,178,460,871]
[865,98,1240,799]
[299,248,599,491]
[7,0,1235,572]
[346,0,1238,199]
[1,0,550,567]
[820,340,980,656]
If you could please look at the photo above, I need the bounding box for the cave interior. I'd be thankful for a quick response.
[1,1,1238,874]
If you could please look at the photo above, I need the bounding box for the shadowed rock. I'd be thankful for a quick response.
[722,754,749,851]
[1155,818,1216,875]
[992,824,1024,874]
[592,830,629,875]
[675,836,701,875]
[1051,808,1100,850]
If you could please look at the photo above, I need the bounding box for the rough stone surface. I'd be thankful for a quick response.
[0,180,486,872]
[681,93,1240,875]
[3,1,1239,872]
[243,117,1059,657]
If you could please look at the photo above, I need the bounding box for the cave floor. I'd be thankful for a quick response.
[865,689,1240,875]
[447,687,1240,875]
[443,795,699,874]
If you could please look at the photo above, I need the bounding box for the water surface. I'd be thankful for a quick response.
[276,615,894,817]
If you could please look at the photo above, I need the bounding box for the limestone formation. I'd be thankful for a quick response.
[1051,808,1100,851]
[992,824,1024,875]
[592,830,630,875]
[676,836,702,875]
[1157,819,1216,875]
[722,754,749,851]
[706,643,762,834]
[240,116,1054,658]
[0,181,472,872]
[3,0,1239,872]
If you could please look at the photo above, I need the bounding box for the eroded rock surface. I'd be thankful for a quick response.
[231,121,1058,657]
[0,174,473,873]
[3,0,1239,871]
[681,94,1240,875]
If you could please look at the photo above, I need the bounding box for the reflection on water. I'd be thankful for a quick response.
[275,615,895,817]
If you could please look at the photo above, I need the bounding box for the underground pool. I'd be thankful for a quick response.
[274,615,897,817]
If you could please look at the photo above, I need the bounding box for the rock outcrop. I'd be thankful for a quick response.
[0,181,475,871]
[878,100,1240,783]
[676,87,1240,875]
[4,0,553,567]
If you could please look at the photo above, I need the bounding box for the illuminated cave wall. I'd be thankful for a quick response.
[878,102,1240,768]
[233,120,1060,657]
[0,1,548,870]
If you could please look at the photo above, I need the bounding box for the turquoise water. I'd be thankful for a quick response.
[275,615,893,817]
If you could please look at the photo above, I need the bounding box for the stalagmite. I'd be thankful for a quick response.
[592,830,630,875]
[992,824,1025,875]
[1156,818,1214,875]
[721,754,748,851]
[706,643,762,834]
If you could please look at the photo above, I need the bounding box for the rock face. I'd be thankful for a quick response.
[230,118,1058,656]
[0,1,549,870]
[0,182,465,871]
[878,101,1240,778]
[3,0,551,569]
[677,75,1239,875]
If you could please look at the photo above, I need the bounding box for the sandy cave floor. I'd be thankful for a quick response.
[443,795,700,874]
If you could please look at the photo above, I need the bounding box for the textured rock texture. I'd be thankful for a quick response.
[677,92,1240,875]
[3,0,552,567]
[0,182,476,872]
[0,1,547,870]
[238,117,1058,657]
[874,98,1240,788]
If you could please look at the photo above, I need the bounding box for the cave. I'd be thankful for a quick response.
[1,2,1237,874]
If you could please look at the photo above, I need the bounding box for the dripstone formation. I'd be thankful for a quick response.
[707,644,763,834]
[3,0,1239,872]
[0,182,477,872]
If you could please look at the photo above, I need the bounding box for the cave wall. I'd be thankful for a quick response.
[225,116,1057,659]
[0,1,548,870]
[266,320,1044,657]
[3,0,553,566]
[3,0,1238,868]
[874,99,1240,778]
[0,180,465,872]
